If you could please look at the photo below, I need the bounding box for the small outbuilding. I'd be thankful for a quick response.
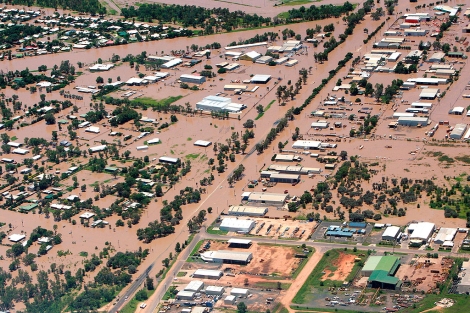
[224,295,236,305]
[176,290,195,300]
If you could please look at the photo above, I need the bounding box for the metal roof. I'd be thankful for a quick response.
[202,250,252,262]
[184,280,204,291]
[193,269,223,277]
[369,270,400,285]
[228,238,252,245]
[382,226,400,239]
[228,205,268,215]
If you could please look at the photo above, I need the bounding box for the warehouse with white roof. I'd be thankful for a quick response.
[219,218,255,233]
[408,222,435,242]
[201,250,253,264]
[450,124,467,139]
[196,96,246,113]
[184,280,204,292]
[231,288,250,296]
[292,140,322,150]
[382,226,401,242]
[434,228,457,245]
[194,140,212,147]
[228,205,268,216]
[245,192,288,206]
[205,286,225,296]
[192,269,223,279]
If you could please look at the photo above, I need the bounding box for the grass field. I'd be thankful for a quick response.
[255,100,275,120]
[131,95,183,109]
[292,249,367,304]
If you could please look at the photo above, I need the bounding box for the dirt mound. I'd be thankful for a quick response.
[321,252,356,281]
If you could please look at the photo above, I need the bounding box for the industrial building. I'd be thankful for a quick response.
[161,58,182,68]
[194,140,212,147]
[419,88,440,100]
[180,74,206,84]
[267,164,321,175]
[457,261,470,294]
[311,121,329,129]
[228,205,268,216]
[449,107,465,115]
[408,222,435,243]
[382,226,401,242]
[433,227,457,245]
[244,192,288,206]
[240,51,261,62]
[274,154,301,162]
[219,218,255,233]
[159,156,179,164]
[231,288,250,296]
[192,269,223,280]
[268,173,300,184]
[429,52,446,62]
[250,74,271,84]
[201,250,253,265]
[397,116,429,127]
[224,295,236,304]
[255,56,273,64]
[184,281,204,292]
[205,286,225,296]
[325,225,354,238]
[227,238,252,248]
[196,96,246,113]
[176,290,195,300]
[292,140,322,150]
[362,256,401,290]
[450,124,467,139]
[89,145,107,153]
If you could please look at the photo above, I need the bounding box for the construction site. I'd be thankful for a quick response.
[395,256,454,293]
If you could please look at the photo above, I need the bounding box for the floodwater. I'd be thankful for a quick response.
[1,0,470,310]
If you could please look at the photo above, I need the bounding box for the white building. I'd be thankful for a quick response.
[176,290,195,300]
[409,222,435,242]
[85,126,100,133]
[194,140,212,147]
[89,63,114,71]
[434,228,457,245]
[192,269,223,279]
[205,286,225,296]
[219,218,255,233]
[231,288,250,296]
[180,74,206,84]
[228,205,268,216]
[382,226,401,242]
[89,145,107,153]
[450,124,467,139]
[250,74,271,84]
[184,280,204,292]
[161,58,182,68]
[292,140,322,150]
[196,96,246,113]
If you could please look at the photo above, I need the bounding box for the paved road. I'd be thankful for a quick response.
[109,264,154,313]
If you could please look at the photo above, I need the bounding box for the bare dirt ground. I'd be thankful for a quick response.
[321,252,356,282]
[208,241,300,277]
[395,256,454,293]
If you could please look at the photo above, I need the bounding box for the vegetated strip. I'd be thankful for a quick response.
[255,100,275,120]
[363,18,388,44]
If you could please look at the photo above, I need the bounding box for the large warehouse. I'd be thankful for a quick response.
[219,218,255,233]
[268,173,300,184]
[196,95,246,113]
[250,74,271,84]
[201,250,253,265]
[362,256,401,290]
[457,261,470,294]
[408,222,435,242]
[180,74,206,84]
[184,280,204,292]
[244,192,288,206]
[433,227,457,245]
[397,116,429,127]
[292,140,322,150]
[192,269,223,279]
[205,286,225,296]
[450,124,467,139]
[228,205,268,216]
[382,226,401,242]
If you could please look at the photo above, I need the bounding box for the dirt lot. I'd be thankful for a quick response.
[395,256,454,293]
[321,252,357,282]
[200,240,303,278]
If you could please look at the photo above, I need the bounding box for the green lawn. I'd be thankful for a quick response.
[292,249,367,304]
[255,100,275,120]
[207,226,228,235]
[400,294,470,313]
[131,95,183,110]
[279,0,317,6]
[177,271,187,277]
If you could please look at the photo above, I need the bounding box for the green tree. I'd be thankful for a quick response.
[237,302,247,313]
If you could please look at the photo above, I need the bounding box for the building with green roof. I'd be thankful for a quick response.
[362,255,401,290]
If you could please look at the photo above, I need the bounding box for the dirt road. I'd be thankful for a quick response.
[278,246,328,313]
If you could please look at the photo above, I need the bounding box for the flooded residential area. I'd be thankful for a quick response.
[1,0,470,312]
